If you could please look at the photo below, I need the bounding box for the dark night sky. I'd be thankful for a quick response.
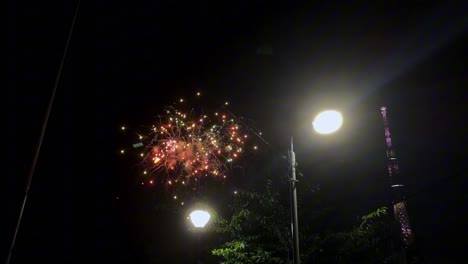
[5,1,468,263]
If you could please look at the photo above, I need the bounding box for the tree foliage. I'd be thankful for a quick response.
[211,181,290,264]
[304,207,407,264]
[211,179,412,264]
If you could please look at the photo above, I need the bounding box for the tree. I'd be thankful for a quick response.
[210,179,411,264]
[304,207,406,264]
[211,181,291,264]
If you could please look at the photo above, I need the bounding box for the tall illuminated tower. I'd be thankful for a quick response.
[380,106,414,246]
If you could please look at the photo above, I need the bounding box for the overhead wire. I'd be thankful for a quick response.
[5,1,80,263]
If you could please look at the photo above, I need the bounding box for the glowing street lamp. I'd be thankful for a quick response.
[189,210,211,264]
[189,210,211,228]
[289,110,342,264]
[312,110,343,134]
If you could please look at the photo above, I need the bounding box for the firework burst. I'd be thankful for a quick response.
[121,92,259,189]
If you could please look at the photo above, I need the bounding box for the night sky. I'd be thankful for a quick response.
[5,1,467,263]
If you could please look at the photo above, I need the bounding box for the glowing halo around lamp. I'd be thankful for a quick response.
[312,110,343,134]
[189,210,211,228]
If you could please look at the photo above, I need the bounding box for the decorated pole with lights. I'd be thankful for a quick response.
[380,106,414,247]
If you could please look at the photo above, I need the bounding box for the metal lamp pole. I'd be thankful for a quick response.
[290,137,300,264]
[287,110,341,264]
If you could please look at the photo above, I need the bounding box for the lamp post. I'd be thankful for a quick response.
[189,210,211,264]
[289,110,343,264]
[289,137,300,264]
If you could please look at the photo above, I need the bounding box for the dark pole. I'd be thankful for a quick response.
[290,137,300,264]
[195,231,201,264]
[5,1,80,263]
